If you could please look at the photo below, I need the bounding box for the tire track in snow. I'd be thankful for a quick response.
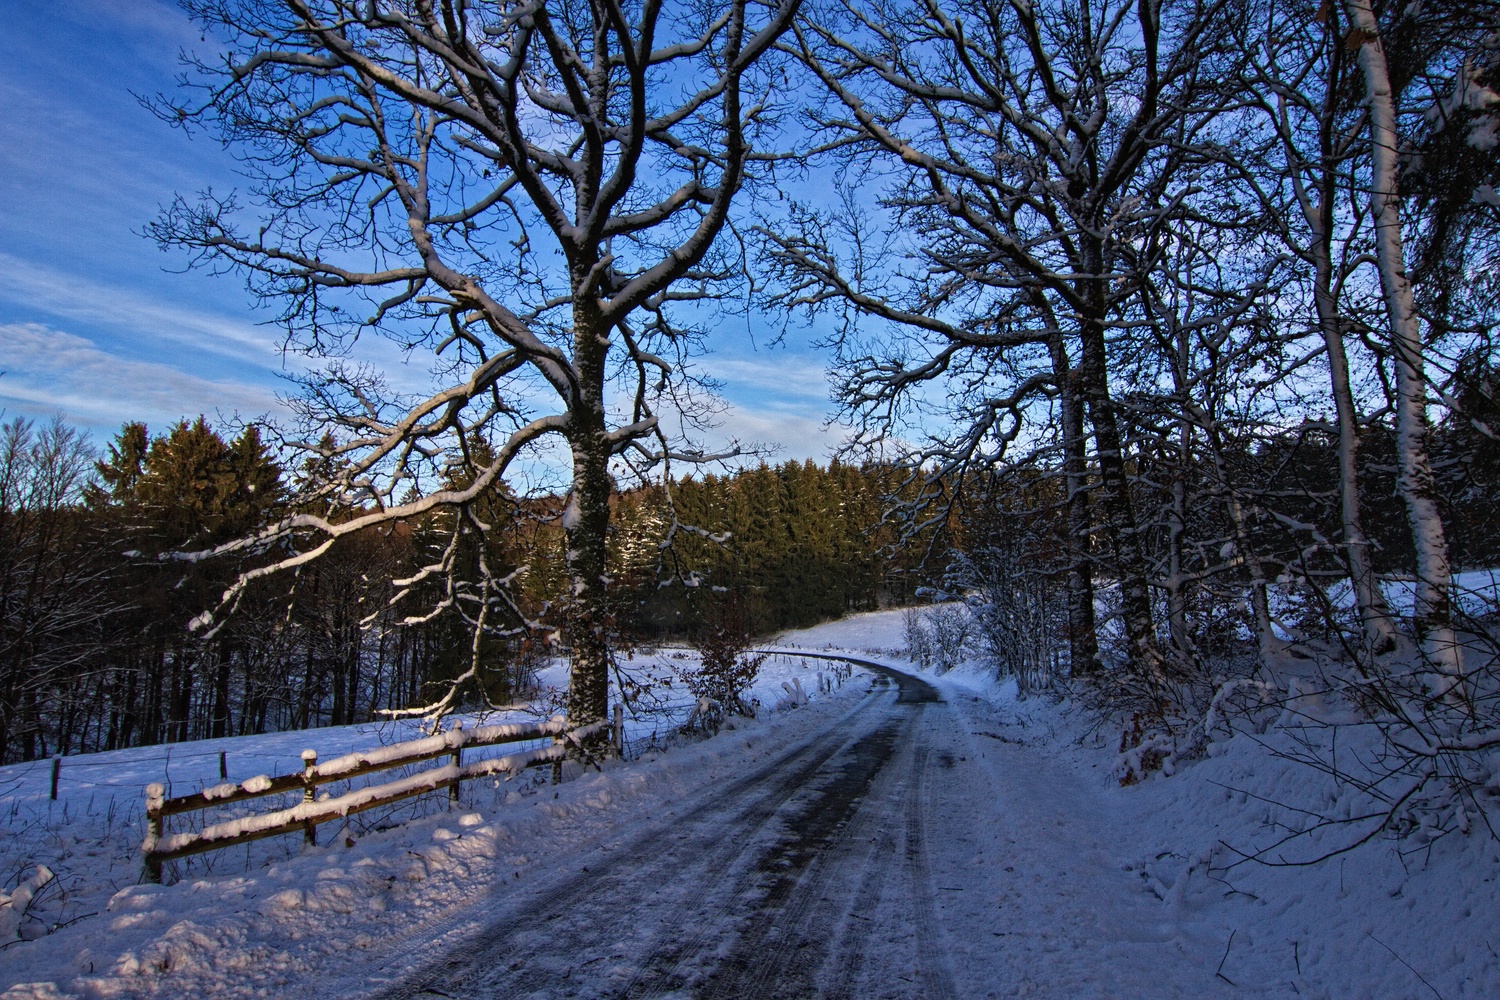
[616,711,902,998]
[901,729,959,1000]
[815,746,915,1000]
[372,674,897,999]
[678,663,949,999]
[686,714,911,999]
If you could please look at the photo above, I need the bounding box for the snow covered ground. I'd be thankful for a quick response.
[0,611,1495,998]
[0,645,848,994]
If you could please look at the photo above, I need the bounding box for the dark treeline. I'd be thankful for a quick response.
[948,385,1500,689]
[0,416,486,762]
[10,391,1499,765]
[0,416,932,764]
[621,460,931,635]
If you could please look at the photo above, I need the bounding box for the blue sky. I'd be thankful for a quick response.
[0,0,844,463]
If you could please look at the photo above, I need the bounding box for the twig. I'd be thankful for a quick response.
[52,911,99,931]
[1216,929,1237,986]
[1366,931,1444,999]
[1206,779,1327,819]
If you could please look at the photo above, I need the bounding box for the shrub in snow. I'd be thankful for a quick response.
[903,607,932,669]
[1116,712,1177,786]
[680,601,765,732]
[903,603,972,674]
[969,595,1059,692]
[926,603,972,673]
[942,547,1065,690]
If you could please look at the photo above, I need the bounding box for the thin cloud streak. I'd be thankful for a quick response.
[709,354,833,403]
[704,403,851,465]
[0,253,442,402]
[0,322,285,436]
[0,319,849,465]
[0,252,289,368]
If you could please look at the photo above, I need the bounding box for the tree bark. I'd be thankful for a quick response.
[1296,41,1400,656]
[1049,334,1101,675]
[1078,240,1162,682]
[1310,238,1399,657]
[1345,0,1464,697]
[564,298,615,729]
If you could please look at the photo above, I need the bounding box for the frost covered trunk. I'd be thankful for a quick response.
[1051,334,1100,675]
[1345,0,1464,695]
[1167,323,1193,667]
[565,305,614,730]
[1309,233,1398,658]
[1224,492,1277,661]
[1079,240,1162,682]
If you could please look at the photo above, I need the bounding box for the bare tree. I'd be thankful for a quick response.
[148,0,801,728]
[1128,203,1291,670]
[763,0,1253,683]
[0,418,105,761]
[1236,0,1401,659]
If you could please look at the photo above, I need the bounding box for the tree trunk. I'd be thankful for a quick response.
[331,651,347,728]
[1077,241,1162,682]
[1167,323,1194,667]
[1221,484,1278,662]
[1345,0,1464,697]
[143,645,164,746]
[1303,139,1400,658]
[211,642,231,739]
[564,302,614,729]
[1049,331,1101,675]
[345,635,361,725]
[119,661,138,749]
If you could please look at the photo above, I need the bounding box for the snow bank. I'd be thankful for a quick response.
[0,664,870,997]
[769,608,911,653]
[2,608,1494,998]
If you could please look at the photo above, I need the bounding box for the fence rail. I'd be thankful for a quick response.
[142,708,623,882]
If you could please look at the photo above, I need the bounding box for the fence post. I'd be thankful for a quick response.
[143,783,165,884]
[49,757,60,801]
[449,720,464,808]
[551,714,565,785]
[219,751,227,780]
[612,703,624,758]
[301,749,319,847]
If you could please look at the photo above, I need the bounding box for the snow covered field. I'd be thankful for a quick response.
[0,610,1496,998]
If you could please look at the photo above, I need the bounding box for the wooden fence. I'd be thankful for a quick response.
[142,708,623,882]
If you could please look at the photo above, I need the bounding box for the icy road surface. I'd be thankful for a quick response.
[368,659,1220,1000]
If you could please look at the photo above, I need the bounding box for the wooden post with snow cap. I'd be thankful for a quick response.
[301,750,318,847]
[143,782,166,883]
[449,720,464,808]
[612,703,624,758]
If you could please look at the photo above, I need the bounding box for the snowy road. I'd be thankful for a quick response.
[368,659,1226,1000]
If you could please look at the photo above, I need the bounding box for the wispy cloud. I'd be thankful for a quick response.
[709,354,833,404]
[0,322,284,436]
[704,403,851,464]
[0,254,453,405]
[0,317,847,461]
[0,252,290,368]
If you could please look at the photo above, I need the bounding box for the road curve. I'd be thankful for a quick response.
[371,656,958,1000]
